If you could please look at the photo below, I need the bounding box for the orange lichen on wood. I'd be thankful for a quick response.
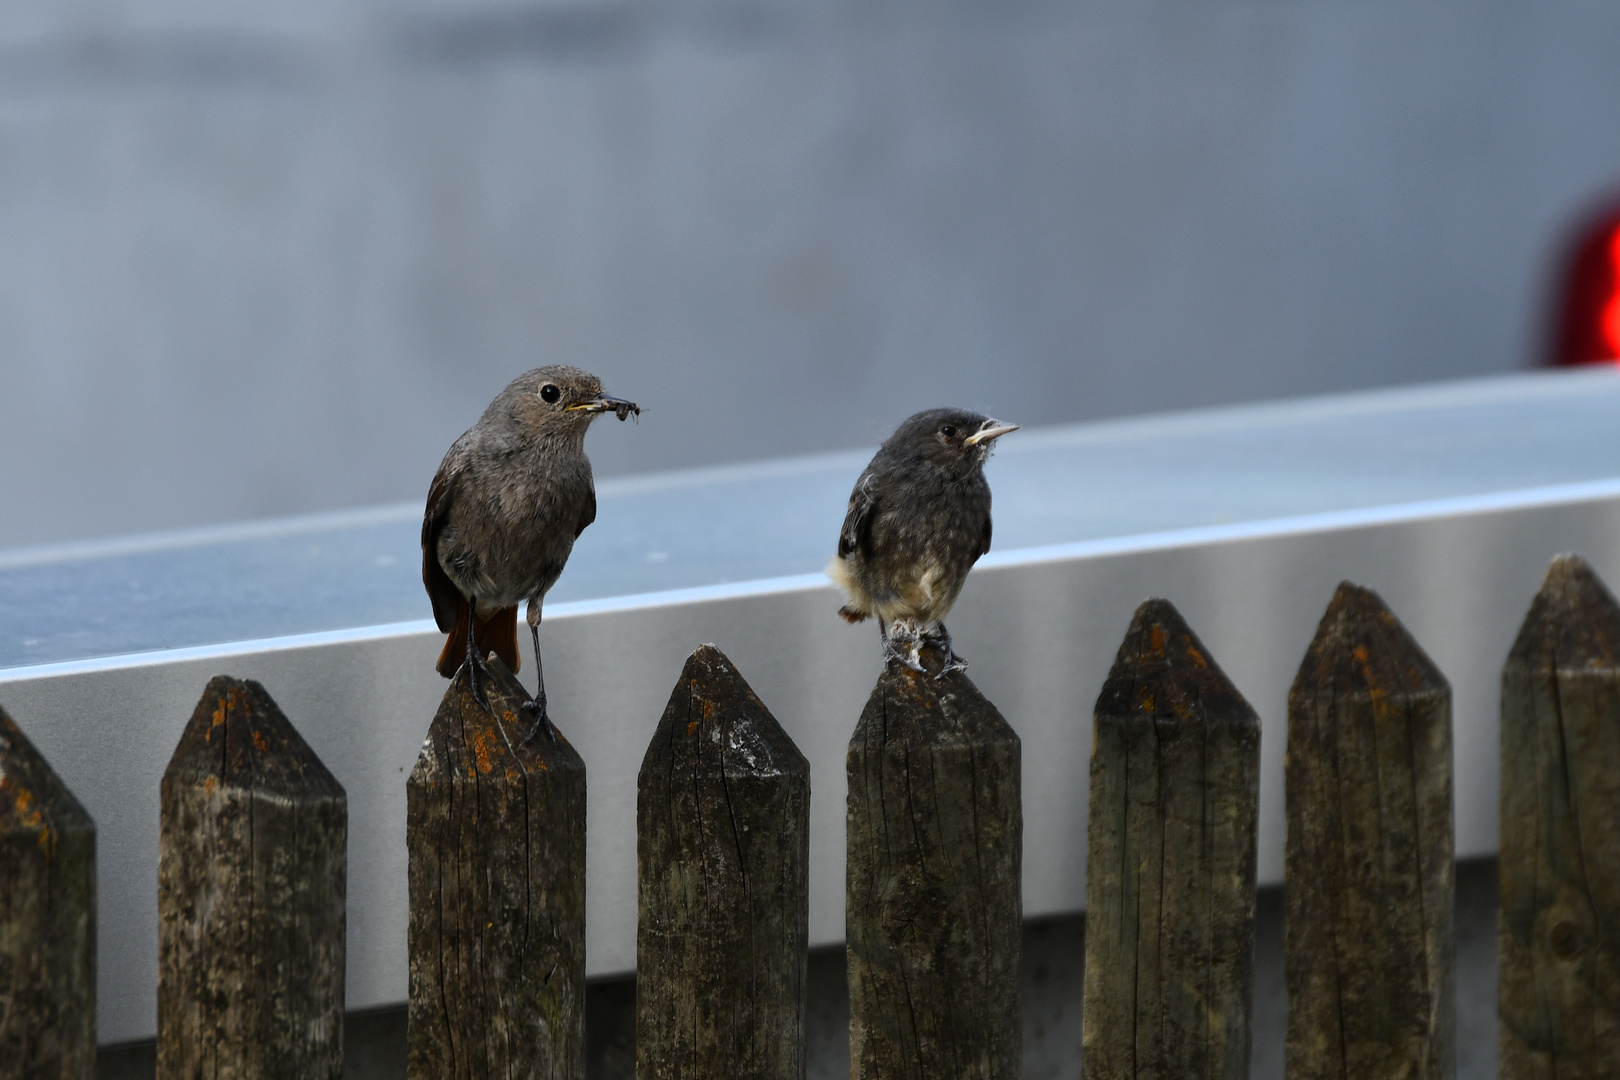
[0,703,97,1075]
[470,726,496,775]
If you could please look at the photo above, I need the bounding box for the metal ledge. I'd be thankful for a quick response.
[3,368,1619,1043]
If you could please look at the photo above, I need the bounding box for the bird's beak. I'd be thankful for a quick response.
[568,393,641,421]
[965,421,1020,446]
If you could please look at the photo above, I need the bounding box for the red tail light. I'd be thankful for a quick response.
[1553,204,1620,366]
[1604,228,1620,357]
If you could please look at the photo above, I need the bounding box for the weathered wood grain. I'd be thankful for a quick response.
[846,642,1022,1080]
[1499,554,1620,1078]
[158,676,348,1079]
[1081,598,1260,1080]
[636,644,810,1080]
[0,704,95,1080]
[1285,582,1454,1080]
[407,657,586,1079]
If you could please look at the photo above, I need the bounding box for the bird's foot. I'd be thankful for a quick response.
[882,622,928,673]
[462,656,496,715]
[519,697,557,746]
[929,626,968,676]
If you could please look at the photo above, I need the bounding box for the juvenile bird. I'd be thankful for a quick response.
[828,408,1018,672]
[422,365,638,739]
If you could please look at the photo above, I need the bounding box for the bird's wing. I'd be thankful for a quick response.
[575,483,597,539]
[421,469,463,633]
[975,510,993,560]
[837,472,877,560]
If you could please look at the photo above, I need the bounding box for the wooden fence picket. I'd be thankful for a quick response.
[636,644,811,1080]
[406,658,586,1079]
[1499,554,1620,1075]
[1285,583,1455,1080]
[158,676,347,1079]
[1081,598,1260,1080]
[0,704,96,1079]
[845,641,1022,1080]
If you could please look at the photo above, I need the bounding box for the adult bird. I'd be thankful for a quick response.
[828,407,1018,672]
[422,365,638,739]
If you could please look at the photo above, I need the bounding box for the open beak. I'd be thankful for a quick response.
[568,393,641,421]
[965,420,1020,446]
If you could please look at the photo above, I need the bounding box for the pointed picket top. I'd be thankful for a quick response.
[1507,553,1620,671]
[411,655,583,791]
[855,639,1019,753]
[1292,581,1447,700]
[0,704,93,847]
[164,676,344,800]
[1095,597,1256,727]
[641,644,807,783]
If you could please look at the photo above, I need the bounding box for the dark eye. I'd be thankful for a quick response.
[941,425,957,438]
[540,384,561,404]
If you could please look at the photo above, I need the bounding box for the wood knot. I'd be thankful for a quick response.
[878,865,949,944]
[1550,920,1583,960]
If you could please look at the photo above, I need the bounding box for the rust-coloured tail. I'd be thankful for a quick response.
[435,598,522,677]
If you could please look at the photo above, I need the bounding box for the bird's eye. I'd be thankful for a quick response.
[941,425,957,438]
[540,384,561,404]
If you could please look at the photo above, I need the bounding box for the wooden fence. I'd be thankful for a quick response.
[3,552,1620,1078]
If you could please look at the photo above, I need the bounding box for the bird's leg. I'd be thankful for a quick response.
[935,623,968,675]
[463,600,494,714]
[882,618,927,673]
[877,617,904,668]
[905,629,926,673]
[520,602,556,746]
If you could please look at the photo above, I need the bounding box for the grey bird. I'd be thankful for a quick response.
[422,365,638,739]
[828,408,1019,671]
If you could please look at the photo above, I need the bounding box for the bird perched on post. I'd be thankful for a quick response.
[422,365,638,740]
[828,408,1018,672]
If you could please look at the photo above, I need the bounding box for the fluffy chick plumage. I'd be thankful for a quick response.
[828,407,1012,638]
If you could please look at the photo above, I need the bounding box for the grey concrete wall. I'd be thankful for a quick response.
[4,0,1620,549]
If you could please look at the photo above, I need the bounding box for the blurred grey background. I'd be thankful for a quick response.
[4,0,1620,549]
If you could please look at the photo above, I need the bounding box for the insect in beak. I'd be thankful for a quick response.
[567,394,641,421]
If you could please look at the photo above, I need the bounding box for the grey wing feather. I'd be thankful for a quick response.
[838,474,876,559]
[421,468,463,633]
[576,484,597,538]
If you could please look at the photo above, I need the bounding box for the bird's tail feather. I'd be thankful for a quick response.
[435,599,522,677]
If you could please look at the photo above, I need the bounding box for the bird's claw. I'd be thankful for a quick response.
[881,623,929,673]
[463,657,496,715]
[519,698,557,746]
[880,634,920,672]
[923,625,966,677]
